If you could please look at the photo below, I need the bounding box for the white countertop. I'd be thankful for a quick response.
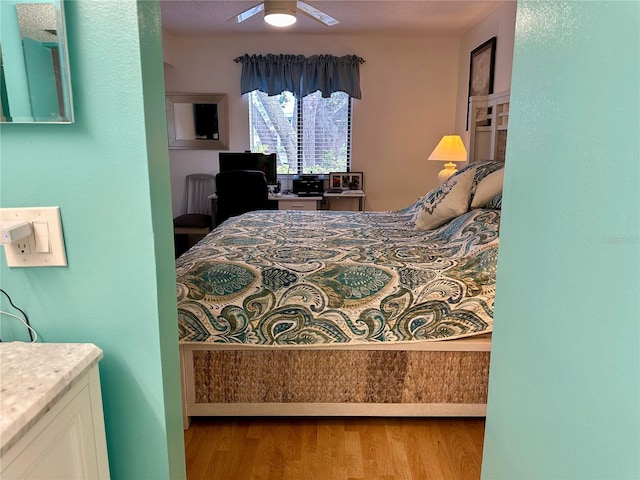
[0,342,103,455]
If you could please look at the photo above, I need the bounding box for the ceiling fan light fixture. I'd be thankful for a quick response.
[264,1,297,27]
[264,12,296,27]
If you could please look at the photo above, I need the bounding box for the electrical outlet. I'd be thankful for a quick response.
[0,207,67,267]
[13,241,31,255]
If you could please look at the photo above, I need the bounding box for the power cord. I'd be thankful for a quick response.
[0,310,38,342]
[0,288,36,342]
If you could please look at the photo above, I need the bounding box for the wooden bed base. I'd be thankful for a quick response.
[180,335,491,430]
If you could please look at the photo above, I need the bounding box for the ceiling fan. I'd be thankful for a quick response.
[235,1,339,27]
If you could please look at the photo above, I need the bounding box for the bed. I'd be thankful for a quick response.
[176,161,505,428]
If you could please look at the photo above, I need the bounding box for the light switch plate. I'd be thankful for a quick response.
[0,207,68,267]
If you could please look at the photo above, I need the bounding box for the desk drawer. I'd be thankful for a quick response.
[278,199,318,211]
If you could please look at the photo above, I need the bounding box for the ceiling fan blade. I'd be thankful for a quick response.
[236,3,265,23]
[297,1,339,26]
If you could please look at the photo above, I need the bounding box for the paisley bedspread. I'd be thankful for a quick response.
[176,205,500,345]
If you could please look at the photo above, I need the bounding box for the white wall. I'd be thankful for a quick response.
[162,29,179,67]
[164,33,461,213]
[455,1,517,146]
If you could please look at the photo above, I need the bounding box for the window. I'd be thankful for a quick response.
[249,90,352,175]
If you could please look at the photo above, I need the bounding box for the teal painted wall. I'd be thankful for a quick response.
[0,1,186,478]
[482,2,639,479]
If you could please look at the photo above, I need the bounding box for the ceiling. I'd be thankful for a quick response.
[160,1,505,36]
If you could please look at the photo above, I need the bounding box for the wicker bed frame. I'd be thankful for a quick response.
[180,334,490,429]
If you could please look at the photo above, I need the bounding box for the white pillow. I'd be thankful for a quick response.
[471,168,504,208]
[415,168,475,230]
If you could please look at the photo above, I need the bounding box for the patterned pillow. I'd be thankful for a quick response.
[471,168,504,208]
[414,168,475,230]
[487,193,502,209]
[460,161,505,205]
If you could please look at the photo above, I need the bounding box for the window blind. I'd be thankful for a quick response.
[249,90,352,175]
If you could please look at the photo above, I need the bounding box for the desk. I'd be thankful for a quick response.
[207,191,365,224]
[323,191,366,211]
[207,194,322,218]
[273,195,323,211]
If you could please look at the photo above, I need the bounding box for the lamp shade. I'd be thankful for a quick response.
[428,135,467,163]
[428,135,467,183]
[264,1,297,27]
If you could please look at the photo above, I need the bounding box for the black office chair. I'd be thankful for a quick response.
[215,170,270,225]
[173,173,215,257]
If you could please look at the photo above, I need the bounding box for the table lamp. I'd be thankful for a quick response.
[428,135,468,183]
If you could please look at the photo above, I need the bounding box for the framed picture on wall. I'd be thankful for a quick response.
[467,37,497,130]
[329,172,364,191]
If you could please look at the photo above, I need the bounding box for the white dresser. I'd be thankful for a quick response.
[0,343,110,479]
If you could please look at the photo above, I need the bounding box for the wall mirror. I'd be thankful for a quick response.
[0,0,74,123]
[165,93,229,150]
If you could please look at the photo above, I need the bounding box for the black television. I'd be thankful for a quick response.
[218,152,278,186]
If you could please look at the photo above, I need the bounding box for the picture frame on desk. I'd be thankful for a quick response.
[329,172,363,191]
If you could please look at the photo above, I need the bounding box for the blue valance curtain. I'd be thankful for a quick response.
[233,54,365,99]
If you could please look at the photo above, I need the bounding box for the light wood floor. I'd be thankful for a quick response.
[184,417,485,480]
